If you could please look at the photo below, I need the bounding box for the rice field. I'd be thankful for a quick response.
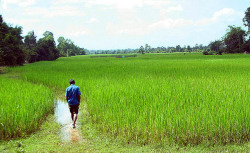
[0,77,54,139]
[7,53,250,145]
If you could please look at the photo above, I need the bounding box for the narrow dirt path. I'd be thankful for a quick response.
[54,99,81,143]
[0,72,248,152]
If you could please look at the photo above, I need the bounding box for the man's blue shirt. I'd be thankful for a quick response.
[65,84,81,105]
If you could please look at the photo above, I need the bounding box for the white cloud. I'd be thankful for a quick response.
[106,7,239,36]
[24,6,85,18]
[106,18,148,36]
[87,18,99,23]
[160,5,183,14]
[144,0,171,7]
[196,8,235,25]
[213,8,235,19]
[106,17,193,36]
[5,18,40,26]
[47,6,85,17]
[149,18,192,30]
[4,18,42,36]
[87,0,170,9]
[51,0,83,5]
[1,0,35,9]
[55,24,93,37]
[87,0,143,9]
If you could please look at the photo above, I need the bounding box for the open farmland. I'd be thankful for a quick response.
[4,53,250,145]
[0,77,54,139]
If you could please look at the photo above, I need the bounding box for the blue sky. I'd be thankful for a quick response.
[0,0,249,50]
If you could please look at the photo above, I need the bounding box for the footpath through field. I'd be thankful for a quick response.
[54,99,81,143]
[0,70,249,152]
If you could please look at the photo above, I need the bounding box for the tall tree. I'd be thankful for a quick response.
[36,31,59,61]
[145,44,151,53]
[223,25,246,53]
[209,40,224,54]
[176,45,181,52]
[243,7,250,32]
[187,45,191,52]
[57,36,85,57]
[138,45,145,54]
[43,31,54,39]
[24,31,36,49]
[0,15,25,66]
[24,31,37,63]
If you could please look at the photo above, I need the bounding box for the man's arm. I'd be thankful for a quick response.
[77,87,81,105]
[77,95,81,105]
[65,88,68,102]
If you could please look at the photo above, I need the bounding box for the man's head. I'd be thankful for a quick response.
[69,79,75,85]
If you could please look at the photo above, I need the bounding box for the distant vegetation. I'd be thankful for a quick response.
[0,15,86,66]
[87,44,208,55]
[89,7,249,56]
[0,7,249,66]
[206,7,249,55]
[0,15,24,66]
[57,36,86,57]
[24,31,59,63]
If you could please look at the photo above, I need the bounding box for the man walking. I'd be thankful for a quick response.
[65,79,81,128]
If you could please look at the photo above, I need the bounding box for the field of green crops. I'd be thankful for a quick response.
[6,53,250,145]
[0,77,54,139]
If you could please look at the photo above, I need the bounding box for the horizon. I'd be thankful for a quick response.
[0,0,249,50]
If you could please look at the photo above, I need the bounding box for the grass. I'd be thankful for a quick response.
[6,53,249,145]
[0,102,249,153]
[0,77,54,140]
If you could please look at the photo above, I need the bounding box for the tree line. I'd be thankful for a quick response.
[89,44,209,55]
[0,7,249,65]
[0,15,86,66]
[90,7,249,55]
[206,7,249,55]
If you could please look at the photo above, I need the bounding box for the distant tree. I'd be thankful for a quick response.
[209,40,224,55]
[209,40,222,52]
[24,31,36,49]
[79,48,86,55]
[243,7,250,32]
[193,44,199,51]
[176,45,181,52]
[43,31,54,39]
[138,45,145,54]
[170,47,176,53]
[187,45,192,52]
[0,15,25,66]
[242,7,250,52]
[199,44,204,50]
[161,46,167,52]
[24,31,37,63]
[156,47,161,53]
[223,25,246,53]
[57,36,85,57]
[57,36,67,56]
[36,31,59,61]
[242,39,250,52]
[145,44,151,53]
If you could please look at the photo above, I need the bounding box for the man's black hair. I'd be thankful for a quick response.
[69,79,75,84]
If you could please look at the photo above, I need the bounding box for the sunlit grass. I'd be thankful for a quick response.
[8,53,250,145]
[0,77,54,139]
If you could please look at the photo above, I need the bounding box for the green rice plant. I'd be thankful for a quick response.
[8,53,250,145]
[0,77,54,139]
